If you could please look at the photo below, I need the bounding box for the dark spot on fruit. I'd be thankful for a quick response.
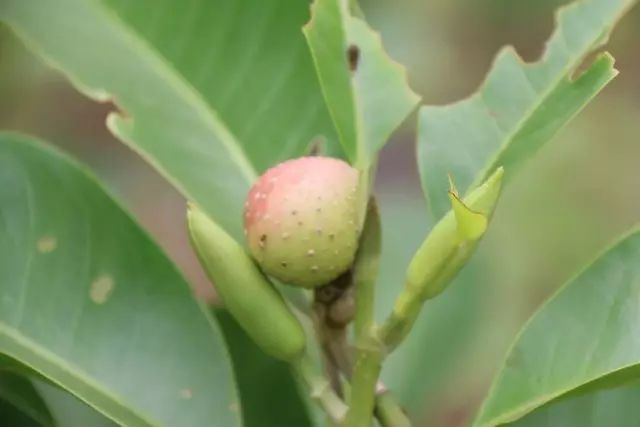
[347,44,360,72]
[259,234,267,249]
[329,233,335,240]
[298,221,304,226]
[281,261,288,268]
[291,209,298,215]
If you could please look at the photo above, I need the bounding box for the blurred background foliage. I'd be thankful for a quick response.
[0,1,639,426]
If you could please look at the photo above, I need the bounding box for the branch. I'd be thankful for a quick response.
[344,200,384,426]
[375,389,413,427]
[292,355,348,425]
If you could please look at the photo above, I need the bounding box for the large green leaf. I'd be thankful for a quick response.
[0,371,53,427]
[0,0,338,242]
[418,0,636,219]
[215,309,312,427]
[511,382,640,427]
[304,0,420,167]
[0,133,240,427]
[474,227,640,426]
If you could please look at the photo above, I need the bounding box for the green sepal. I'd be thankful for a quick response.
[405,167,504,300]
[448,189,488,241]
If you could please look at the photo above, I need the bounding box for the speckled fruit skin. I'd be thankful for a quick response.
[244,156,360,288]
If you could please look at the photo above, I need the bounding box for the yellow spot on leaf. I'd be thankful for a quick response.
[228,402,240,413]
[179,388,193,400]
[90,274,114,304]
[37,236,57,253]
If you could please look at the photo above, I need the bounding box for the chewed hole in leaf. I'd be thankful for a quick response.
[571,48,610,81]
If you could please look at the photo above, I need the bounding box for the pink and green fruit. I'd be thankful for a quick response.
[244,156,361,288]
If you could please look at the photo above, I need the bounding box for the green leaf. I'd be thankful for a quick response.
[0,0,338,242]
[418,0,637,219]
[215,309,312,427]
[304,0,420,167]
[0,399,42,427]
[474,227,640,426]
[511,382,640,427]
[0,133,240,427]
[33,379,117,427]
[0,371,53,427]
[0,356,117,427]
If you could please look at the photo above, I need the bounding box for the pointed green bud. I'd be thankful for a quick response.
[188,204,306,361]
[379,168,504,351]
[406,167,504,300]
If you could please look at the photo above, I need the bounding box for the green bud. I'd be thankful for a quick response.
[187,205,306,362]
[405,167,504,300]
[378,168,504,351]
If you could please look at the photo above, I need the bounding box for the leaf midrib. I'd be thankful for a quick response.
[468,67,589,193]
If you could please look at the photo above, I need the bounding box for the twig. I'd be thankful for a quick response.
[375,390,413,427]
[344,200,383,426]
[292,355,348,425]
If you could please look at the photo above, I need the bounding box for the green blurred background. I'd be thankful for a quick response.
[1,1,639,426]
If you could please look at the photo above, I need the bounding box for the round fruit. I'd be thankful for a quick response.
[244,156,360,288]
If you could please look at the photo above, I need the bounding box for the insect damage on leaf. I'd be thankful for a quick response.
[36,235,57,253]
[90,274,114,304]
[307,135,328,156]
[179,388,193,400]
[347,44,360,72]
